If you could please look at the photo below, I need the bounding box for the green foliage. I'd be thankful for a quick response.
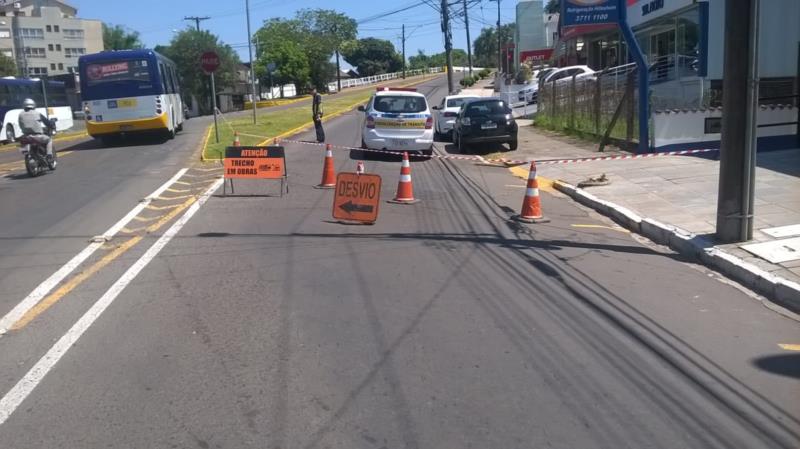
[341,38,403,77]
[515,64,532,84]
[545,0,560,14]
[408,49,468,70]
[0,52,16,77]
[102,24,143,51]
[159,29,240,114]
[478,68,492,79]
[459,75,476,87]
[254,10,356,93]
[473,24,515,68]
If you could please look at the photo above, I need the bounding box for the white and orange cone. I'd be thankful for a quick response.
[233,131,241,147]
[314,144,336,189]
[513,161,549,223]
[388,151,420,204]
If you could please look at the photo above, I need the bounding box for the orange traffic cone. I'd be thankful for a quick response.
[314,144,336,189]
[388,151,419,204]
[356,161,365,175]
[513,161,549,223]
[233,131,241,147]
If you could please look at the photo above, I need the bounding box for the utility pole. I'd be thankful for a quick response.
[490,0,501,72]
[245,0,257,124]
[716,0,760,242]
[334,23,342,92]
[441,0,454,93]
[183,16,210,32]
[463,0,473,77]
[402,24,406,79]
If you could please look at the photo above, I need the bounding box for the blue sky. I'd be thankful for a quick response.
[70,0,521,65]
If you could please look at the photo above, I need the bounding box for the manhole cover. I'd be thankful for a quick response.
[741,237,800,264]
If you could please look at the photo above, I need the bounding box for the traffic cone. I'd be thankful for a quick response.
[273,137,278,145]
[388,151,420,204]
[314,144,336,189]
[233,131,241,147]
[512,161,549,223]
[356,161,365,175]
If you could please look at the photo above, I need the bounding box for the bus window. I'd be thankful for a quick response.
[158,63,168,94]
[166,65,175,94]
[171,67,180,92]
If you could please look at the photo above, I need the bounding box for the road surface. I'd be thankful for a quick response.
[0,75,797,448]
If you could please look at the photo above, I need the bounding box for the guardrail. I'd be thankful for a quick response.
[327,67,444,92]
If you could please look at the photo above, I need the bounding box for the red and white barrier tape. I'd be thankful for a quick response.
[276,137,720,166]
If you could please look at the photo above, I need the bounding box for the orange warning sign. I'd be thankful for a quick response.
[224,146,285,179]
[333,172,382,223]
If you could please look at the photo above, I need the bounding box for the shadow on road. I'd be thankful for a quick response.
[752,354,800,379]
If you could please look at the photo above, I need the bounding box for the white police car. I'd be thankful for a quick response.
[358,87,434,155]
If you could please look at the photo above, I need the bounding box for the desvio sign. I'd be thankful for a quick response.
[562,0,620,28]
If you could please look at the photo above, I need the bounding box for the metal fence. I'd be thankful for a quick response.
[537,64,642,146]
[327,67,444,92]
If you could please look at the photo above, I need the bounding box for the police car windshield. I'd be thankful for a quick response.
[374,96,427,113]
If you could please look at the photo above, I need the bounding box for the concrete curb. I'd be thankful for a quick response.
[553,180,800,314]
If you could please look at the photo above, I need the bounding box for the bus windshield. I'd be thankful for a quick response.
[85,59,152,86]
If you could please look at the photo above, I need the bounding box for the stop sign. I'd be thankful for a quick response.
[201,51,220,74]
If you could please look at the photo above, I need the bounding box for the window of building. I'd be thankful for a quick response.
[20,28,44,39]
[15,11,25,17]
[46,25,52,32]
[54,25,60,32]
[63,29,84,39]
[0,12,5,17]
[48,44,54,51]
[0,29,10,39]
[28,67,48,75]
[64,47,85,58]
[24,47,46,58]
[58,63,63,70]
[56,44,61,51]
[50,63,56,70]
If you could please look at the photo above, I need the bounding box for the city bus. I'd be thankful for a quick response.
[79,49,184,141]
[1,78,74,143]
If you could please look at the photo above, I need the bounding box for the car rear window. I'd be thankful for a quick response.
[447,97,477,108]
[465,100,509,116]
[374,95,427,113]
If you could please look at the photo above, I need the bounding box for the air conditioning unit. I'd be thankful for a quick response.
[13,2,21,9]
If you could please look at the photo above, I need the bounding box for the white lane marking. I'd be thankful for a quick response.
[0,168,189,335]
[0,177,222,425]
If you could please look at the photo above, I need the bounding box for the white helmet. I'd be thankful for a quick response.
[23,98,35,110]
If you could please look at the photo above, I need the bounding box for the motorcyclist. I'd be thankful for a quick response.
[18,98,55,167]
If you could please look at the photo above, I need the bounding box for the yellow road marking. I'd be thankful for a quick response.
[145,203,183,211]
[509,165,555,193]
[174,180,192,186]
[0,151,74,172]
[121,226,144,234]
[165,187,191,193]
[571,224,630,234]
[11,236,143,330]
[505,184,526,188]
[145,196,197,233]
[193,167,221,172]
[778,344,800,351]
[156,194,194,201]
[131,215,161,223]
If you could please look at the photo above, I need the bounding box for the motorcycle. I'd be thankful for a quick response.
[19,118,57,177]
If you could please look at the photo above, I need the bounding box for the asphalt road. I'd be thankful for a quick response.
[0,75,798,448]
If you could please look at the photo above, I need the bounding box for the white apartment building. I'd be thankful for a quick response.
[0,0,102,76]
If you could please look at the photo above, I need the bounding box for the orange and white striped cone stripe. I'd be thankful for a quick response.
[233,132,241,147]
[356,161,365,175]
[314,144,336,189]
[388,151,419,204]
[513,161,549,223]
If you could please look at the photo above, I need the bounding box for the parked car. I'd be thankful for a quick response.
[432,94,479,139]
[452,98,518,154]
[518,85,538,104]
[540,65,595,84]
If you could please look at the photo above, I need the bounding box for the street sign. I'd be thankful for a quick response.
[201,51,221,74]
[224,146,285,179]
[333,173,381,224]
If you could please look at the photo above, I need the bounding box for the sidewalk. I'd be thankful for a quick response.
[508,123,800,313]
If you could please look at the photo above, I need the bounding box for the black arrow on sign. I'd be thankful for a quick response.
[340,201,374,214]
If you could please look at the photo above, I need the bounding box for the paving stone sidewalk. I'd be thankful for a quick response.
[510,123,800,295]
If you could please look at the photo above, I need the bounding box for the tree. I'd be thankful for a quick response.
[341,38,403,77]
[545,0,560,14]
[0,53,16,77]
[472,23,515,68]
[160,29,240,114]
[254,10,357,93]
[255,39,310,94]
[409,49,468,69]
[102,24,143,51]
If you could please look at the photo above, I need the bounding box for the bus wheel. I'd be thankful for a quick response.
[5,124,15,143]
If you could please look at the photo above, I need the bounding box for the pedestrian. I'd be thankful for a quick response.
[311,87,325,143]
